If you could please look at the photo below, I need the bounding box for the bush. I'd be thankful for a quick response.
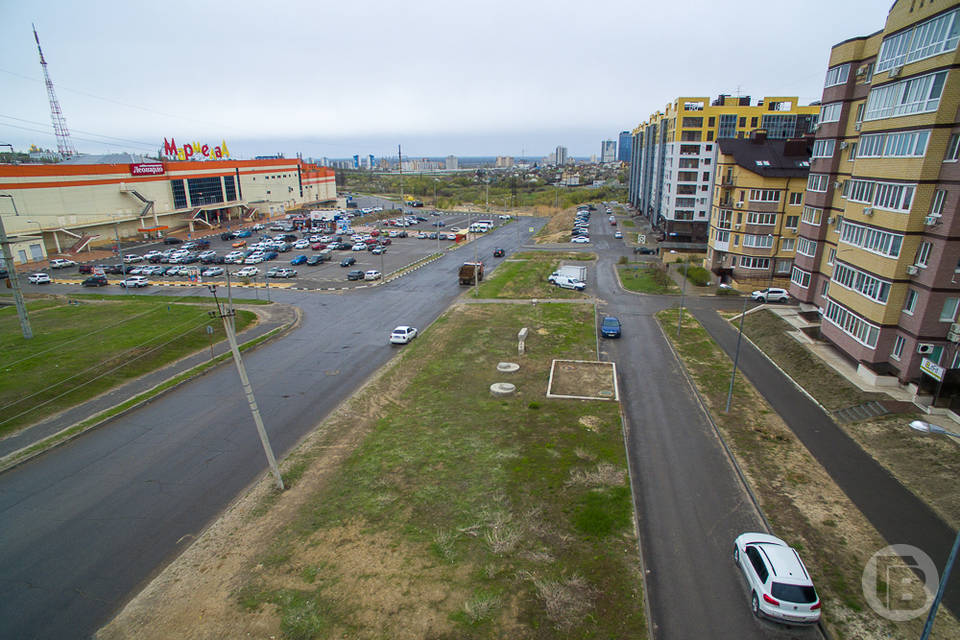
[617,256,628,265]
[681,265,711,287]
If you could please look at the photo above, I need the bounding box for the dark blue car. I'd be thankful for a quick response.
[234,230,252,238]
[600,316,621,338]
[290,255,307,266]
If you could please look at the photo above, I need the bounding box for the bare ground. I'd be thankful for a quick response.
[548,360,616,399]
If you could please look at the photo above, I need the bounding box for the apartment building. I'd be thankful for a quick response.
[791,0,960,386]
[627,95,819,247]
[707,133,811,285]
[600,140,617,163]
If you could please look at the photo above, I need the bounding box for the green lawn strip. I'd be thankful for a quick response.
[240,303,645,638]
[477,252,594,299]
[0,323,286,471]
[0,298,255,437]
[620,219,635,227]
[656,309,932,638]
[66,293,273,305]
[616,264,678,294]
[732,309,960,530]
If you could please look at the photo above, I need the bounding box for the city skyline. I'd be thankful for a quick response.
[1,0,890,158]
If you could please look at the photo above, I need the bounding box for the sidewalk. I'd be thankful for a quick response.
[0,302,300,465]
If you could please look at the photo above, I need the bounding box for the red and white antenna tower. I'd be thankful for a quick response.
[32,24,77,159]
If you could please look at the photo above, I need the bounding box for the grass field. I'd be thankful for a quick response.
[233,302,644,638]
[476,252,594,299]
[616,264,677,294]
[0,296,255,437]
[658,309,960,639]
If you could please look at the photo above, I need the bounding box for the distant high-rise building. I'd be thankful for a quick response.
[601,140,617,163]
[353,154,359,169]
[554,146,568,165]
[495,156,514,168]
[618,131,632,163]
[445,155,459,170]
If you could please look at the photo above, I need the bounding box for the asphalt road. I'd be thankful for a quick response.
[0,218,542,639]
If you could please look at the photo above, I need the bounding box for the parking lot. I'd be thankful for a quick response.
[21,209,512,291]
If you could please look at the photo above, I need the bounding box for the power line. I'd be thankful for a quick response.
[0,114,157,148]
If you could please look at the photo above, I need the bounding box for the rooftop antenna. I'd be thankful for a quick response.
[33,24,77,159]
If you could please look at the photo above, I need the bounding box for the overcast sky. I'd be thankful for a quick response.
[0,0,892,159]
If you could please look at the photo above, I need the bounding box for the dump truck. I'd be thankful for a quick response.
[459,261,484,285]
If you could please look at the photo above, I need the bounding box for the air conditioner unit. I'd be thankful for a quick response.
[854,122,862,131]
[736,201,744,207]
[906,265,920,275]
[889,65,902,78]
[863,207,874,216]
[925,215,941,226]
[840,141,849,150]
[827,216,835,224]
[917,343,935,355]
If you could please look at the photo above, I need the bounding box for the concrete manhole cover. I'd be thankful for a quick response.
[497,362,520,373]
[490,382,517,396]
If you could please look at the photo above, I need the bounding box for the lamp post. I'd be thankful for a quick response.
[0,193,33,339]
[907,420,960,640]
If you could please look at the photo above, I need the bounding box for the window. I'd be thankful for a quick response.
[751,117,758,128]
[821,280,830,296]
[858,130,930,158]
[807,174,829,192]
[171,179,187,209]
[743,234,775,248]
[931,189,947,217]
[739,117,746,127]
[747,211,776,225]
[740,256,770,269]
[904,289,918,315]
[819,102,843,123]
[828,247,837,265]
[823,300,880,348]
[860,63,875,84]
[864,71,948,120]
[812,139,836,158]
[801,206,822,225]
[791,266,811,288]
[892,335,905,361]
[785,215,799,229]
[717,209,733,229]
[679,158,699,168]
[849,142,858,161]
[224,175,237,201]
[719,114,737,138]
[845,179,916,212]
[790,192,803,205]
[948,134,960,161]
[187,176,225,206]
[781,238,795,251]
[797,237,818,257]
[750,189,780,202]
[825,63,851,87]
[941,298,960,323]
[839,220,903,258]
[876,8,960,72]
[915,241,932,267]
[833,263,891,303]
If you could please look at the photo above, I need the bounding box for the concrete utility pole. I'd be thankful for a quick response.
[209,286,283,490]
[398,144,403,207]
[0,194,33,339]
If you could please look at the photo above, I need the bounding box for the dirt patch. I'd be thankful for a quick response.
[534,208,576,244]
[578,415,601,431]
[548,360,617,399]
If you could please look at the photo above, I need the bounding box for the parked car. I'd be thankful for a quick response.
[49,258,76,269]
[28,272,52,284]
[347,269,365,281]
[306,255,324,266]
[78,264,94,274]
[635,247,656,255]
[734,533,821,624]
[290,255,307,266]
[390,326,418,344]
[751,287,790,303]
[553,276,586,291]
[201,267,225,277]
[614,231,623,239]
[371,246,386,255]
[235,266,259,277]
[364,270,381,281]
[234,230,252,238]
[163,236,183,244]
[82,275,108,287]
[269,267,297,278]
[570,236,590,244]
[340,256,356,267]
[493,248,505,257]
[600,316,621,338]
[232,240,247,248]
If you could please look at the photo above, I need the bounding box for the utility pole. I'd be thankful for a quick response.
[0,196,33,339]
[209,286,284,490]
[398,144,403,209]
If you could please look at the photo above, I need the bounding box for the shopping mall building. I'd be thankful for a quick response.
[0,154,337,264]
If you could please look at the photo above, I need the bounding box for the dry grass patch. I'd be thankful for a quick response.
[548,360,617,399]
[534,208,576,244]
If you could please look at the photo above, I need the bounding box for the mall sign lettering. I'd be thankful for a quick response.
[129,162,165,176]
[162,138,230,161]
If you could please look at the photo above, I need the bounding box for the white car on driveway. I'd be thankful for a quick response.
[119,275,150,288]
[734,533,821,624]
[751,287,790,303]
[390,326,418,344]
[49,258,76,269]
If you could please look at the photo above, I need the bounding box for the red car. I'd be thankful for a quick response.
[364,238,377,245]
[379,238,392,245]
[370,229,380,237]
[311,242,327,250]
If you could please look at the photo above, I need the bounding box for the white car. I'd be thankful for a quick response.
[390,325,418,344]
[119,275,150,288]
[614,231,623,239]
[364,270,381,281]
[48,258,76,269]
[294,239,310,249]
[28,272,51,284]
[734,533,821,624]
[570,236,590,244]
[751,287,790,303]
[201,267,224,277]
[553,276,586,291]
[235,266,259,277]
[352,244,366,251]
[244,254,265,264]
[224,251,244,261]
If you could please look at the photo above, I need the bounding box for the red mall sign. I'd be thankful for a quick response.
[129,162,165,176]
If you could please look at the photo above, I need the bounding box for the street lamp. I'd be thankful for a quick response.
[907,419,960,640]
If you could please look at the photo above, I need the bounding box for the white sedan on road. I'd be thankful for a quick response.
[734,533,821,625]
[570,236,590,244]
[390,326,418,345]
[364,270,381,281]
[28,273,52,284]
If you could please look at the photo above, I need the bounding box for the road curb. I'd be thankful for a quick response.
[0,306,303,475]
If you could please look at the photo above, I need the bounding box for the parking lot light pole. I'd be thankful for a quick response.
[0,195,33,339]
[725,294,749,413]
[907,420,960,640]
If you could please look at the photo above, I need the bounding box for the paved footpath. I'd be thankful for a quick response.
[689,301,960,618]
